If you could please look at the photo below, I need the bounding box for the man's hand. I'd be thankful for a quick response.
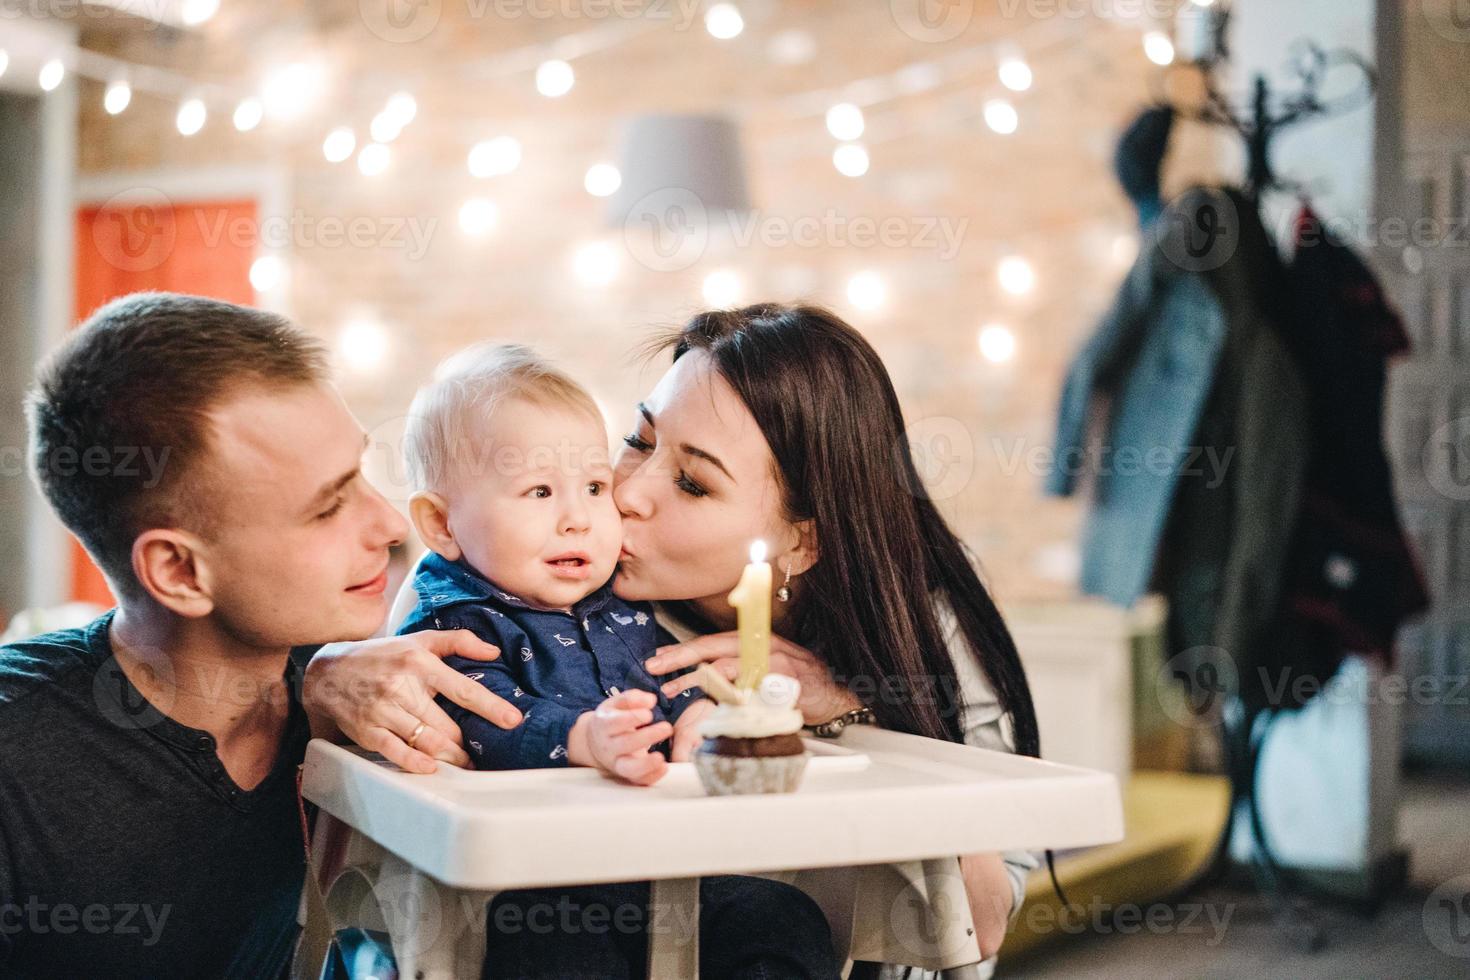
[302,630,523,774]
[568,690,672,786]
[670,697,714,762]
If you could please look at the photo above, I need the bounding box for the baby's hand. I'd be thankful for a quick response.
[569,690,672,786]
[670,698,715,763]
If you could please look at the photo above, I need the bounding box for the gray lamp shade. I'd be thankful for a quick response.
[605,114,752,228]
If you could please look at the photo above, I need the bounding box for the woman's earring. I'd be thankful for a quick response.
[776,563,794,602]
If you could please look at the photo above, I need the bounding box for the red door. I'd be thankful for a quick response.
[69,198,258,605]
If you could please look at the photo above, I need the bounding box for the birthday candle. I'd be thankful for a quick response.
[728,540,772,690]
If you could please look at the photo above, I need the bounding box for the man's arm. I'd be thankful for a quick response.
[299,631,523,774]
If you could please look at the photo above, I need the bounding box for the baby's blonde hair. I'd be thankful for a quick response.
[403,342,603,493]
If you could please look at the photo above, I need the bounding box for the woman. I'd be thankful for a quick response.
[350,303,1043,975]
[611,304,1042,972]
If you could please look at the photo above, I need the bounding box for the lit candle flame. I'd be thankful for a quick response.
[749,539,767,563]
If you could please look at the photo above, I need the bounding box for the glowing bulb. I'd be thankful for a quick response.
[846,271,887,311]
[584,163,621,197]
[249,255,286,292]
[1144,31,1176,66]
[322,126,356,163]
[573,241,620,287]
[384,92,416,126]
[458,197,499,237]
[261,62,324,122]
[998,256,1036,295]
[357,143,389,176]
[749,540,767,563]
[702,269,742,308]
[39,59,64,92]
[468,136,522,178]
[104,80,132,115]
[232,97,263,132]
[338,316,390,376]
[833,143,870,178]
[180,0,219,25]
[978,324,1017,364]
[999,57,1033,92]
[984,99,1019,135]
[369,110,402,143]
[825,102,865,141]
[176,98,207,136]
[535,59,575,98]
[705,3,744,39]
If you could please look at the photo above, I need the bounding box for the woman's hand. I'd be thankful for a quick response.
[302,630,524,774]
[646,633,862,725]
[670,697,715,762]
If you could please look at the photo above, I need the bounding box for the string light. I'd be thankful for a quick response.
[701,269,742,307]
[978,324,1017,364]
[384,92,416,126]
[573,241,619,286]
[322,126,356,163]
[458,197,499,236]
[338,315,391,376]
[705,3,744,40]
[369,110,402,143]
[180,0,219,26]
[825,102,865,141]
[832,143,869,177]
[39,59,64,92]
[357,142,389,176]
[535,59,575,98]
[998,256,1036,295]
[767,29,815,65]
[984,99,1019,135]
[104,80,132,115]
[846,271,886,311]
[583,163,621,197]
[249,255,286,292]
[1144,31,1176,66]
[176,98,207,136]
[998,57,1033,92]
[232,97,263,132]
[468,136,521,178]
[261,62,324,121]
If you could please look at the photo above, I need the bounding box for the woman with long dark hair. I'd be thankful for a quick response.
[614,303,1042,972]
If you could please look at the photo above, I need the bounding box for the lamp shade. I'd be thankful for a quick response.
[605,113,752,228]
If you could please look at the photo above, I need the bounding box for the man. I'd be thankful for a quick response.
[0,293,521,977]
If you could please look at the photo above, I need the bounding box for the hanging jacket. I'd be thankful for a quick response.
[1048,187,1311,705]
[1269,206,1430,671]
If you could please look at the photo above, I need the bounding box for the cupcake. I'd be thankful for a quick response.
[692,672,809,796]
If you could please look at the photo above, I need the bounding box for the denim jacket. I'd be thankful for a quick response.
[397,552,701,770]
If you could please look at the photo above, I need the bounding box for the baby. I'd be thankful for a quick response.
[396,342,702,784]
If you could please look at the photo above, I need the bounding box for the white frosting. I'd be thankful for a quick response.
[699,674,805,739]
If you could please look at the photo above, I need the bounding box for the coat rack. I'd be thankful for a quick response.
[1153,3,1377,202]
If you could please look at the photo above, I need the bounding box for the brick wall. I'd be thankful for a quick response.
[74,0,1224,601]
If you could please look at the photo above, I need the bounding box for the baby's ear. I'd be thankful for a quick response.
[409,492,461,561]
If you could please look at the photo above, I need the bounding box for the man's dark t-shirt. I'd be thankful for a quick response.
[0,611,312,978]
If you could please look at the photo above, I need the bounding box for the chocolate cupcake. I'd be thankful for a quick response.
[692,674,809,796]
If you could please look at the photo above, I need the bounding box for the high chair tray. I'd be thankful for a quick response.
[301,726,1123,891]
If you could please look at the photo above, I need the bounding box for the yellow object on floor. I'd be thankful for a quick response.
[1003,771,1231,959]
